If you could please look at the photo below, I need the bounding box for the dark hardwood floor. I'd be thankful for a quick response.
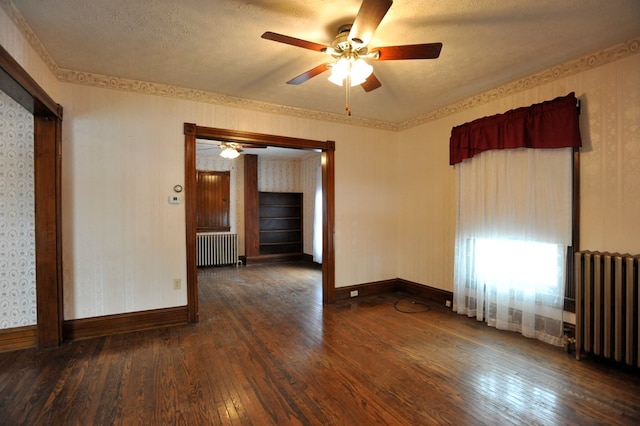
[1,261,639,425]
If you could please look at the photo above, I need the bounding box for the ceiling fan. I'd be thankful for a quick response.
[197,141,266,159]
[261,0,442,115]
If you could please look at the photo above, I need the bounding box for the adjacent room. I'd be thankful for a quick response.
[1,0,639,424]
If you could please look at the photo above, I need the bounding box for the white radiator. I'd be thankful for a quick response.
[575,251,639,366]
[197,233,240,267]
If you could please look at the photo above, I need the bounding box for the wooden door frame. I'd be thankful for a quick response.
[184,123,335,323]
[0,45,63,347]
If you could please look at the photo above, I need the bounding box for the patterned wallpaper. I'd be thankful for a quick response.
[258,158,302,192]
[0,90,36,329]
[301,155,322,256]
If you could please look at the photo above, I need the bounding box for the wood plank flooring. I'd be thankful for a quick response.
[1,261,639,425]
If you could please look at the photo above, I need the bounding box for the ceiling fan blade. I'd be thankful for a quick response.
[348,0,393,46]
[360,73,382,92]
[286,63,331,85]
[261,31,328,52]
[240,144,267,149]
[373,43,443,60]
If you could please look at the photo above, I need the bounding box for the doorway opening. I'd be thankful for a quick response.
[0,45,63,348]
[183,123,335,323]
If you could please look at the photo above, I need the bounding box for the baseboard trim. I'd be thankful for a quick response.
[0,325,38,353]
[63,306,189,341]
[396,279,453,306]
[334,279,398,301]
[245,253,304,264]
[335,278,453,305]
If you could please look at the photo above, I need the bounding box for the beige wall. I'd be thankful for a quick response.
[2,6,638,321]
[57,81,399,318]
[0,5,59,100]
[397,52,640,292]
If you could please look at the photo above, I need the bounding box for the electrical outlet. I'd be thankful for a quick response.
[173,278,182,290]
[445,300,452,308]
[350,290,358,298]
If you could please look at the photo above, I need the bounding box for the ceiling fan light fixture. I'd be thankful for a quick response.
[328,57,373,87]
[219,144,240,159]
[350,58,373,85]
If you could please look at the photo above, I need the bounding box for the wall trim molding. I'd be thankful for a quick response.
[334,278,453,306]
[396,279,453,306]
[0,325,37,353]
[334,279,398,301]
[62,306,189,342]
[397,38,640,130]
[2,1,638,131]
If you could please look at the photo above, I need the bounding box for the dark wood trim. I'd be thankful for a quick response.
[334,279,397,301]
[193,126,326,150]
[34,116,64,347]
[0,326,37,353]
[247,253,305,264]
[396,279,453,306]
[334,278,454,306]
[565,103,581,313]
[184,123,198,323]
[63,306,189,341]
[322,146,336,303]
[0,44,60,118]
[185,124,336,307]
[564,146,581,313]
[55,106,64,338]
[244,154,260,258]
[1,44,64,348]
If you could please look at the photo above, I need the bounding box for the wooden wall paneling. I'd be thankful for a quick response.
[196,170,230,232]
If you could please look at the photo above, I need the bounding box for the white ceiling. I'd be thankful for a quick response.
[9,0,640,126]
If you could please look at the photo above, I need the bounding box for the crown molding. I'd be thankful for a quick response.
[53,68,398,131]
[0,0,58,75]
[397,37,640,131]
[3,1,638,132]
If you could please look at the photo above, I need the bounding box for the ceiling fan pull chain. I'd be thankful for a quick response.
[346,66,352,116]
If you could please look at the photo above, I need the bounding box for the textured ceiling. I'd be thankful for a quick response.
[9,0,640,125]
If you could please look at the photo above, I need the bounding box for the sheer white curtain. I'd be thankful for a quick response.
[312,159,323,263]
[453,147,572,346]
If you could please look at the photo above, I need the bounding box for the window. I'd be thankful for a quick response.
[450,93,581,346]
[196,170,230,232]
[453,148,572,346]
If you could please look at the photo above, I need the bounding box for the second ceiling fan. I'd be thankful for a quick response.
[261,0,442,115]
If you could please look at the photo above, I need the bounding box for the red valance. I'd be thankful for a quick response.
[449,92,582,165]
